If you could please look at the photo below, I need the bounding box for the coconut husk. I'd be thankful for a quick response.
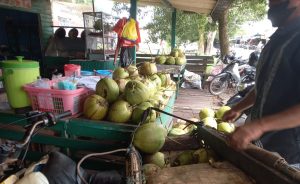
[148,162,254,184]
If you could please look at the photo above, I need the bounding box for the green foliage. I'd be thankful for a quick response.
[112,0,267,46]
[146,8,212,45]
[228,0,267,37]
[146,0,266,45]
[112,2,149,20]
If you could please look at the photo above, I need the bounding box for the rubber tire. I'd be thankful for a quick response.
[209,75,229,95]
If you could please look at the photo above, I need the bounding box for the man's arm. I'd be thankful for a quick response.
[260,104,300,132]
[228,104,300,150]
[223,88,256,122]
[232,88,256,112]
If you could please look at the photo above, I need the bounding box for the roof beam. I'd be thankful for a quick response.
[172,4,212,14]
[210,0,232,21]
[171,1,215,10]
[161,0,174,9]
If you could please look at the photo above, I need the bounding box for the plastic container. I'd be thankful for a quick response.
[64,64,81,77]
[35,77,51,89]
[95,70,113,78]
[23,81,91,115]
[81,70,94,76]
[0,56,39,109]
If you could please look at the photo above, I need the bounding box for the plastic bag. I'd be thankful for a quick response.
[181,70,202,89]
[121,18,138,42]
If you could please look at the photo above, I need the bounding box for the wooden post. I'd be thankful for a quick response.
[130,0,137,64]
[171,9,177,49]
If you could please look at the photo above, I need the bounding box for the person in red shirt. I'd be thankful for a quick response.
[113,17,141,67]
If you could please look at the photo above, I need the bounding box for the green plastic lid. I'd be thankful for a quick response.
[1,56,39,68]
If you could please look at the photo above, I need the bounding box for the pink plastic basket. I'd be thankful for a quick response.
[23,85,91,115]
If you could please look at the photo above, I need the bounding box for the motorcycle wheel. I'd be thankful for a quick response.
[209,75,229,95]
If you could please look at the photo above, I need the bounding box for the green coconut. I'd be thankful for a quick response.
[165,57,175,65]
[173,150,195,166]
[131,102,156,124]
[157,124,168,138]
[133,123,166,154]
[139,62,157,75]
[155,56,166,64]
[175,57,186,65]
[193,148,218,163]
[178,50,185,58]
[157,73,168,87]
[202,117,218,129]
[126,64,139,78]
[169,128,187,136]
[215,106,231,120]
[199,108,215,120]
[107,100,132,123]
[150,74,162,89]
[125,80,150,105]
[96,78,119,104]
[113,67,129,80]
[217,122,235,133]
[115,79,129,93]
[193,148,209,163]
[144,152,165,168]
[170,49,179,57]
[83,94,109,120]
[141,79,156,98]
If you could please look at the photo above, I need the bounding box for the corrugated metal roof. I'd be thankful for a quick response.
[113,0,230,19]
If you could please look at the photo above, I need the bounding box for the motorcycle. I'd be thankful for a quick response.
[209,49,259,96]
[209,55,249,95]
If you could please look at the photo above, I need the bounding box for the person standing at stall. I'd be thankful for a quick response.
[223,0,300,167]
[113,17,141,67]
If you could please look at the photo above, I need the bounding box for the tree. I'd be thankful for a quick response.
[112,0,267,56]
[113,3,217,55]
[146,8,217,55]
[218,0,267,57]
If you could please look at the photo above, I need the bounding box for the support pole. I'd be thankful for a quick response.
[171,9,177,49]
[130,0,137,64]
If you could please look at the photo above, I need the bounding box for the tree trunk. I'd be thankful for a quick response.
[198,30,205,55]
[218,9,229,58]
[204,31,217,55]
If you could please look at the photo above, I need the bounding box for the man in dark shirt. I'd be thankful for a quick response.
[223,0,300,166]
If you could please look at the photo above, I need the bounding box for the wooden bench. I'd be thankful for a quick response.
[135,54,216,89]
[184,56,215,88]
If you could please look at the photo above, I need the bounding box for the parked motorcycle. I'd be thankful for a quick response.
[209,55,249,95]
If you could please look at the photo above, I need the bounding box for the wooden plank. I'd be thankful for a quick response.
[170,0,216,7]
[197,127,299,184]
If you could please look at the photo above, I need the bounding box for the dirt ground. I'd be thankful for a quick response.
[173,86,236,120]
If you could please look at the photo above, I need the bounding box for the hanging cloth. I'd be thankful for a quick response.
[121,18,138,42]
